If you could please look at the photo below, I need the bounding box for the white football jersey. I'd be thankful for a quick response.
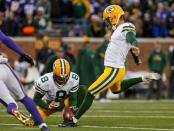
[34,72,79,101]
[104,22,136,68]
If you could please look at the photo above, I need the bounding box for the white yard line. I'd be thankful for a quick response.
[93,100,174,103]
[0,123,22,126]
[81,125,174,131]
[93,107,174,110]
[52,115,174,119]
[91,110,174,113]
[1,123,173,131]
[14,127,38,130]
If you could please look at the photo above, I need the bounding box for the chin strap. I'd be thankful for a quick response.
[54,80,65,88]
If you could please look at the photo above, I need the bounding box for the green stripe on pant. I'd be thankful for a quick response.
[90,68,119,95]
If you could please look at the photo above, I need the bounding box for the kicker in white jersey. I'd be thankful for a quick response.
[104,22,136,68]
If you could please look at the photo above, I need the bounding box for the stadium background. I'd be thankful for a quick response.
[0,0,174,130]
[0,0,174,98]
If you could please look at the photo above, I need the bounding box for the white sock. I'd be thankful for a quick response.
[38,123,47,129]
[72,117,78,123]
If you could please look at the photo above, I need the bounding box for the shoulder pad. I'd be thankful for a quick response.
[121,23,136,33]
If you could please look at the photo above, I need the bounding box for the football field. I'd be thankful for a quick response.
[0,100,174,131]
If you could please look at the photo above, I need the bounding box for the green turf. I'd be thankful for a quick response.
[0,100,174,131]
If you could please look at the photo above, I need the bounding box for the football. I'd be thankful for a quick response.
[62,107,74,121]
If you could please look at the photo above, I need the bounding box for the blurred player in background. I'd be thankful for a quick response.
[33,59,79,124]
[75,35,96,87]
[0,31,50,131]
[44,47,66,73]
[36,35,54,74]
[62,5,160,127]
[168,45,174,99]
[147,42,166,100]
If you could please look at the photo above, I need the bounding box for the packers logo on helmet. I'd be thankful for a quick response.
[53,59,70,86]
[103,5,124,29]
[106,6,115,13]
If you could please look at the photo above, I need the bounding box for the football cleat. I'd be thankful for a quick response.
[142,73,161,82]
[40,126,50,131]
[58,120,77,127]
[58,116,78,127]
[12,109,35,127]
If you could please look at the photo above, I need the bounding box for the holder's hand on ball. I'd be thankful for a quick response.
[130,47,142,65]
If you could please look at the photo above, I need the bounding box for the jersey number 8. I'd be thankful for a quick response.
[41,76,48,83]
[72,74,78,80]
[56,91,66,101]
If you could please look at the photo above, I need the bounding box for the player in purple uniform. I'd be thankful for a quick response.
[0,31,50,131]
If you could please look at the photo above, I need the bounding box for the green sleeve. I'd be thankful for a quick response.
[33,90,65,111]
[69,91,77,108]
[126,32,138,47]
[33,92,49,110]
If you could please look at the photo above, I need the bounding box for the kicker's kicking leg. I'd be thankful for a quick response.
[112,72,160,94]
[75,68,119,120]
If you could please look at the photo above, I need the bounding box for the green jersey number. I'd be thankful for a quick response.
[56,91,66,101]
[41,76,48,83]
[72,74,78,80]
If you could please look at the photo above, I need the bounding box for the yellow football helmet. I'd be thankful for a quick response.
[53,59,71,86]
[103,5,124,29]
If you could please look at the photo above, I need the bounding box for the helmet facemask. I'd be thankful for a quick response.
[104,14,124,31]
[53,58,71,87]
[53,74,69,87]
[103,5,125,31]
[104,17,113,30]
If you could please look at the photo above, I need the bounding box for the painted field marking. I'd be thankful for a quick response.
[81,125,174,131]
[1,123,173,131]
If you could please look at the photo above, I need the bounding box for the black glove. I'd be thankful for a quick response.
[21,54,34,66]
[130,49,142,65]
